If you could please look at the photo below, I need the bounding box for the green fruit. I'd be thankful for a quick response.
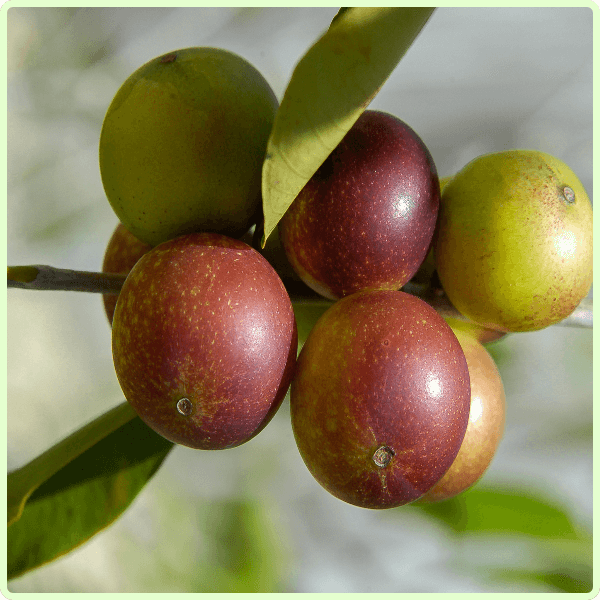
[112,232,298,450]
[290,289,471,509]
[417,327,505,503]
[438,175,453,191]
[99,47,278,246]
[443,316,508,346]
[435,150,593,332]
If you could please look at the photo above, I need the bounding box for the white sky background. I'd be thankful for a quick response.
[6,7,593,593]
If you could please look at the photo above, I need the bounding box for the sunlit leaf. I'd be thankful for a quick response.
[330,7,351,27]
[8,409,173,580]
[261,7,435,244]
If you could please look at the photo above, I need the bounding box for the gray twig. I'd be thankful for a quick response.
[8,264,593,329]
[8,265,126,294]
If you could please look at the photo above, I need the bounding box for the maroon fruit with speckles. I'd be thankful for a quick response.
[279,110,440,300]
[112,232,298,450]
[290,289,471,509]
[102,222,152,325]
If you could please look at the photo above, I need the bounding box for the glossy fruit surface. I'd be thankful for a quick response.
[435,149,593,332]
[290,289,471,509]
[417,327,505,503]
[112,233,297,450]
[279,110,440,300]
[102,222,152,324]
[99,47,278,246]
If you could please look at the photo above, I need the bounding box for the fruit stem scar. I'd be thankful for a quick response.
[176,397,193,416]
[372,445,394,468]
[160,53,178,64]
[562,186,576,204]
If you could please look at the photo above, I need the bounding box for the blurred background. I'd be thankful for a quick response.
[7,7,593,593]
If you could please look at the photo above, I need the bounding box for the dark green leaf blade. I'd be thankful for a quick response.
[8,412,173,580]
[261,7,435,244]
[8,401,138,526]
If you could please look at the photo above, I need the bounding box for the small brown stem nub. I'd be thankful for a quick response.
[372,445,394,468]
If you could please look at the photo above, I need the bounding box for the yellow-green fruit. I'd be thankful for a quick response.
[435,150,593,332]
[439,175,453,191]
[99,47,278,246]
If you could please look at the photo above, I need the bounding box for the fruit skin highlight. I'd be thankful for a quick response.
[102,222,152,324]
[99,47,278,246]
[417,326,505,503]
[279,110,440,300]
[435,149,593,332]
[112,233,297,450]
[290,289,471,509]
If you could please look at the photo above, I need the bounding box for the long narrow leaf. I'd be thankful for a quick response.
[8,401,137,526]
[8,409,173,580]
[261,7,435,244]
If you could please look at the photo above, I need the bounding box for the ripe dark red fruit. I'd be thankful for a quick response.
[102,222,152,324]
[279,110,440,300]
[290,289,471,509]
[112,232,298,450]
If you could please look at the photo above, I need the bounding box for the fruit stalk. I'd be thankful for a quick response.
[7,264,592,329]
[7,265,126,293]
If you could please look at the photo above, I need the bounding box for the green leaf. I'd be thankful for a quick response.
[329,7,351,28]
[416,484,581,540]
[8,407,174,580]
[8,401,138,526]
[292,299,332,348]
[261,7,435,244]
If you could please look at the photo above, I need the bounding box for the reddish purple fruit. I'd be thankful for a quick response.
[279,110,440,300]
[102,222,152,324]
[290,289,471,509]
[112,232,298,450]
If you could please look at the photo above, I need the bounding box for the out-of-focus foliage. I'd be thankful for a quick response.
[416,485,592,593]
